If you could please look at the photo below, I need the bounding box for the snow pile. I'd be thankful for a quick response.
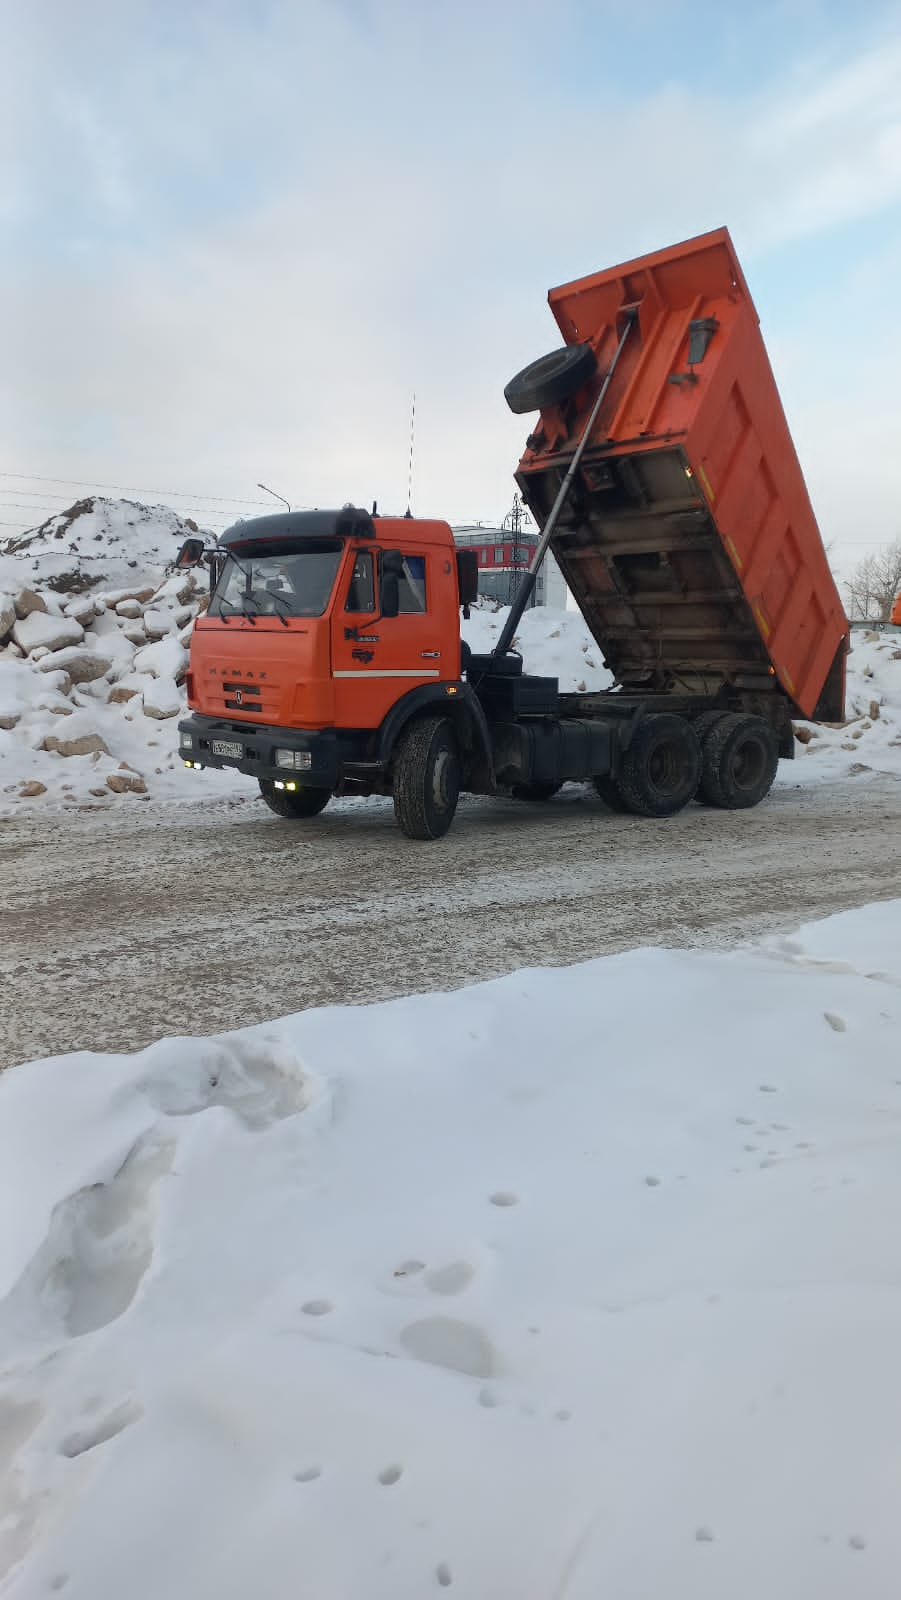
[462,601,613,692]
[0,497,209,593]
[0,567,243,807]
[788,631,901,784]
[1,900,900,1597]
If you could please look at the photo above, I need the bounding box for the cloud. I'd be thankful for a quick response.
[2,0,900,557]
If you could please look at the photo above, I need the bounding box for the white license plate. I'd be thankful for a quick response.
[211,739,243,758]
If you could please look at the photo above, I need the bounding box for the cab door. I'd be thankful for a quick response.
[331,546,446,729]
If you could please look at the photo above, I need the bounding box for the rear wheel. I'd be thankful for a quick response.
[691,711,728,802]
[698,714,779,809]
[511,781,561,802]
[258,779,331,818]
[393,716,461,840]
[616,714,701,818]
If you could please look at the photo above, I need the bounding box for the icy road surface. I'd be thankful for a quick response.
[3,772,901,1069]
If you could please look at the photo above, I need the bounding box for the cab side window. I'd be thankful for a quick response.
[345,551,375,612]
[397,555,427,613]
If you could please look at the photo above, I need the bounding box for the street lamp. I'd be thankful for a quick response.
[257,482,291,512]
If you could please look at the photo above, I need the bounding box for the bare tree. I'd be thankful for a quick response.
[844,539,901,622]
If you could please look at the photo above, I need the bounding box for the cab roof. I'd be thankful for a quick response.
[219,509,455,549]
[220,508,375,548]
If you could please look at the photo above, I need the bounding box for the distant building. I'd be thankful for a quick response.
[452,520,568,611]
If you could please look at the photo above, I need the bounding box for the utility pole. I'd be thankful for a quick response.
[502,494,532,607]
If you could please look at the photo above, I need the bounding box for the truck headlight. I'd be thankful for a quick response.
[179,731,193,749]
[275,749,312,770]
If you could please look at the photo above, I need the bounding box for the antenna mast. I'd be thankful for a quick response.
[405,392,415,518]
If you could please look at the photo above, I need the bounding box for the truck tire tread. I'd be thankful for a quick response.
[698,713,779,809]
[616,714,701,818]
[504,344,598,415]
[392,715,460,840]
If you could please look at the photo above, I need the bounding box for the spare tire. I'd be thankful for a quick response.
[504,344,598,415]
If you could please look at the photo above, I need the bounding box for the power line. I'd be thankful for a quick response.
[0,486,255,513]
[0,470,276,508]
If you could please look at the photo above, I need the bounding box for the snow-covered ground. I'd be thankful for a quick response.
[1,900,900,1598]
[2,498,900,809]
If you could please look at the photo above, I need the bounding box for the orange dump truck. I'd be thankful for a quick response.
[177,226,847,840]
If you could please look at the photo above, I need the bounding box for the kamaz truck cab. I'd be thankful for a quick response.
[178,505,492,836]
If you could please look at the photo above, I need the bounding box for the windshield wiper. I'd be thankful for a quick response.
[263,590,291,626]
[243,592,291,627]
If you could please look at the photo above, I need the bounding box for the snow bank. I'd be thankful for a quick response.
[2,902,901,1598]
[787,630,901,785]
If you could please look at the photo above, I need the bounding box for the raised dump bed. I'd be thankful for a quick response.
[512,227,847,719]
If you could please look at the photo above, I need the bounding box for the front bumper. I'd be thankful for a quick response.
[177,714,341,786]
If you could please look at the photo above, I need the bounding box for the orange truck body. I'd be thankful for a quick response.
[892,593,901,627]
[515,227,847,719]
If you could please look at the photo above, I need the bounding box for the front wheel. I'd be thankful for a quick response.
[392,716,461,840]
[258,779,331,818]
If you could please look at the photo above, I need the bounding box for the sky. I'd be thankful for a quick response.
[2,0,901,583]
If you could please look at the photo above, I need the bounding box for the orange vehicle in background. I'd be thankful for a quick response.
[177,227,847,840]
[892,592,901,626]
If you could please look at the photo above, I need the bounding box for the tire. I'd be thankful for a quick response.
[504,343,598,415]
[691,711,728,803]
[692,711,728,749]
[392,716,461,840]
[511,781,561,802]
[616,714,701,818]
[697,713,779,809]
[592,774,630,812]
[258,779,331,818]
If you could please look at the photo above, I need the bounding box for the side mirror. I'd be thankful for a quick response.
[175,537,206,569]
[456,549,479,608]
[380,549,404,619]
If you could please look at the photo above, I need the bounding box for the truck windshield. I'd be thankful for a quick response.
[209,540,344,619]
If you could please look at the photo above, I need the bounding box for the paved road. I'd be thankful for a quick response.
[3,774,901,1069]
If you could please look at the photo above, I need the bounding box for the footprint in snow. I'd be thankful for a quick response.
[489,1192,519,1208]
[824,1012,847,1032]
[425,1261,475,1296]
[139,1036,310,1129]
[393,1260,426,1278]
[302,1300,333,1317]
[400,1317,497,1379]
[1,1131,173,1340]
[59,1400,143,1459]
